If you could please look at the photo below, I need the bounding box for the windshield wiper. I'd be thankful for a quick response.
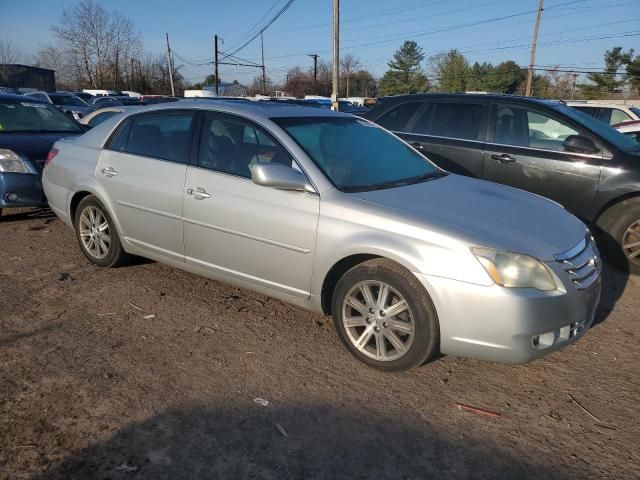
[343,171,444,193]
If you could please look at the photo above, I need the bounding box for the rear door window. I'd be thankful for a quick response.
[375,102,421,132]
[116,113,194,163]
[412,102,484,141]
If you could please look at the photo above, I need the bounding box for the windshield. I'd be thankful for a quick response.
[274,116,443,192]
[555,103,639,151]
[0,99,83,133]
[50,94,88,107]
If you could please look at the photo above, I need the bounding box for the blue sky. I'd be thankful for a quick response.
[2,0,639,85]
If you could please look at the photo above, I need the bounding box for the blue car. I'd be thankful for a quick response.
[0,93,84,217]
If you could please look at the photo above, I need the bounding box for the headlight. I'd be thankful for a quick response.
[471,247,557,291]
[0,149,30,173]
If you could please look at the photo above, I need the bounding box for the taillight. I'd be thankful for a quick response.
[45,148,59,167]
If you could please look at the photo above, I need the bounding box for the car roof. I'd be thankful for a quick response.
[567,101,634,109]
[118,98,354,119]
[376,93,565,107]
[0,92,47,103]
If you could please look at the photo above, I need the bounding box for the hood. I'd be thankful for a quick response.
[350,174,587,261]
[0,132,82,168]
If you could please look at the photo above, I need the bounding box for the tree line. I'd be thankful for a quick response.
[2,0,638,100]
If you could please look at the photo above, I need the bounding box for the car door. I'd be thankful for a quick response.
[483,102,602,219]
[397,98,489,177]
[97,110,195,261]
[182,111,319,299]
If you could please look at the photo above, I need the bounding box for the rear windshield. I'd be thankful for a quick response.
[0,99,82,133]
[554,103,639,151]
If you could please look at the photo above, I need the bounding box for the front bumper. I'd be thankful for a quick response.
[0,172,47,209]
[415,271,601,364]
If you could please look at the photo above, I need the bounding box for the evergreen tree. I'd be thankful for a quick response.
[435,50,470,93]
[378,41,429,96]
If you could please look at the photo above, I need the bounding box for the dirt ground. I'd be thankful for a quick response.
[0,208,639,480]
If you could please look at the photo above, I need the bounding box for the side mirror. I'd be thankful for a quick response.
[562,135,598,154]
[251,163,314,192]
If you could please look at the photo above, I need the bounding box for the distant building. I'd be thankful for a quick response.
[0,64,56,91]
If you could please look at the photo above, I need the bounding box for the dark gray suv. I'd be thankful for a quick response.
[365,94,640,274]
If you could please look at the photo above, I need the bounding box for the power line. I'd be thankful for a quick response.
[224,0,284,53]
[220,0,297,60]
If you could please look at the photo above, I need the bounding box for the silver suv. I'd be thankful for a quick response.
[42,100,601,371]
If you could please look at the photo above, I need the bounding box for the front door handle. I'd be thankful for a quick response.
[411,142,426,151]
[100,166,118,177]
[491,153,516,164]
[186,187,211,200]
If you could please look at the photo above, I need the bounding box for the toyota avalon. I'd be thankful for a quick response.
[42,101,601,371]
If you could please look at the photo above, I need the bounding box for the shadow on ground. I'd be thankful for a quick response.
[35,406,582,480]
[0,207,55,223]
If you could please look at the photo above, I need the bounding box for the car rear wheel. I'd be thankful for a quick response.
[331,258,439,371]
[598,197,640,275]
[74,195,129,267]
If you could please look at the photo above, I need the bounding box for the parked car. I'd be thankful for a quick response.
[303,98,369,115]
[0,93,84,217]
[140,95,180,105]
[79,106,130,127]
[23,91,95,119]
[43,101,600,371]
[90,96,124,109]
[73,92,95,103]
[365,94,640,274]
[614,120,640,143]
[567,101,640,126]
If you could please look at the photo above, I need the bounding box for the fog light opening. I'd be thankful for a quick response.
[4,192,18,202]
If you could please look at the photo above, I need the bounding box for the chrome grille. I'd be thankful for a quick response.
[554,235,600,290]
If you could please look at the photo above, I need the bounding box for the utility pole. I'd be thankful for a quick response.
[570,72,578,100]
[525,0,543,97]
[346,65,350,98]
[165,33,175,97]
[130,57,135,90]
[260,32,266,95]
[332,0,339,110]
[214,34,220,96]
[308,53,319,93]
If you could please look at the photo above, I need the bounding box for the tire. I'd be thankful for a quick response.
[597,197,640,275]
[74,195,130,268]
[331,258,439,372]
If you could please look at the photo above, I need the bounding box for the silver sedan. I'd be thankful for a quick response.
[42,100,601,371]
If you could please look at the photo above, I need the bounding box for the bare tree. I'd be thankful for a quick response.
[50,0,141,89]
[340,54,361,97]
[0,38,20,64]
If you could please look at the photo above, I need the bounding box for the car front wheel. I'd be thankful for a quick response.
[74,195,129,267]
[598,198,640,275]
[332,258,439,372]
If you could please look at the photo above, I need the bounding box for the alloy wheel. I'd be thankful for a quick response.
[623,219,640,265]
[78,206,111,260]
[341,280,415,362]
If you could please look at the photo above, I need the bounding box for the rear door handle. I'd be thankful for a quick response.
[491,154,516,163]
[186,187,211,200]
[100,166,118,177]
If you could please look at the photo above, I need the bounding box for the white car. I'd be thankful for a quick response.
[614,120,640,143]
[567,101,640,126]
[79,106,130,127]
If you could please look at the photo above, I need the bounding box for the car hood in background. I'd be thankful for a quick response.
[350,174,587,261]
